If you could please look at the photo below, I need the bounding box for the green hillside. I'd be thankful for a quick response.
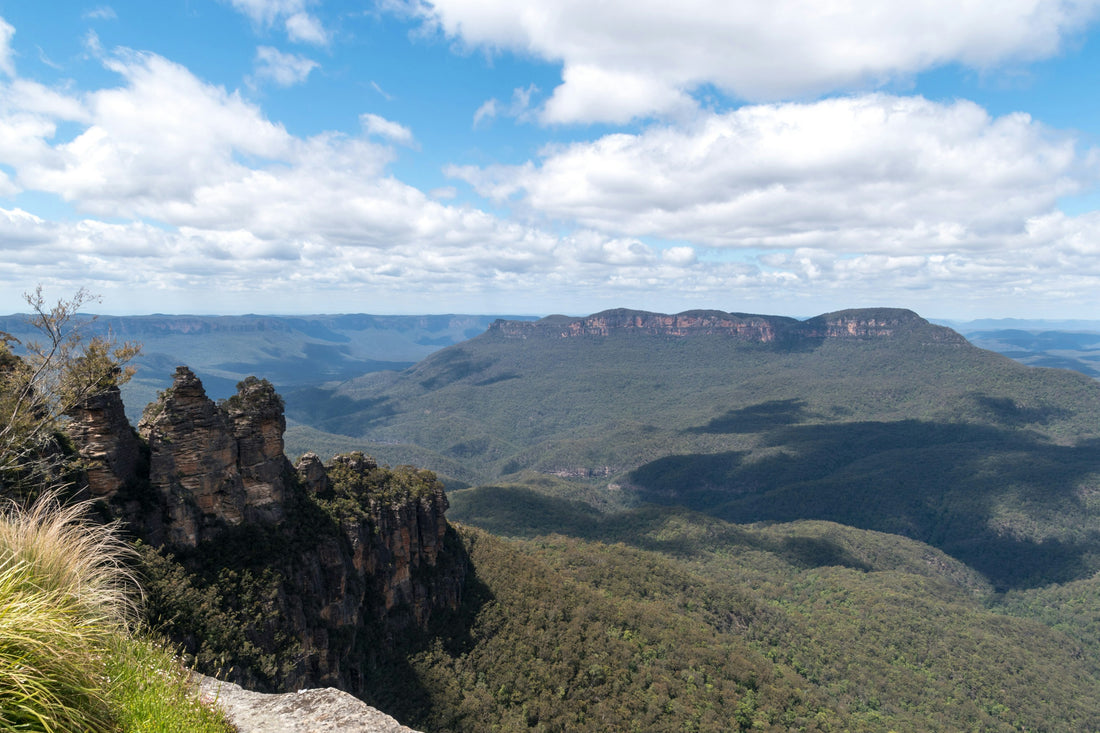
[371,517,1100,732]
[285,308,1100,590]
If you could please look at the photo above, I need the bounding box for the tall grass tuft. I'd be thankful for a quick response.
[0,489,136,732]
[0,491,232,732]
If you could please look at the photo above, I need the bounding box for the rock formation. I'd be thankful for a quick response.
[66,382,143,500]
[68,367,467,699]
[195,674,422,733]
[801,308,966,342]
[132,367,289,546]
[488,306,967,345]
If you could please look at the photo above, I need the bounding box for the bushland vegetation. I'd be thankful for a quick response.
[0,287,139,498]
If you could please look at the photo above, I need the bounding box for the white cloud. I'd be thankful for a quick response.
[0,16,16,78]
[662,246,697,266]
[0,19,1098,317]
[224,0,327,46]
[9,50,297,216]
[542,65,695,125]
[472,98,498,128]
[360,113,415,146]
[370,80,394,101]
[452,95,1095,254]
[285,12,328,45]
[83,6,118,20]
[251,46,318,87]
[0,172,19,198]
[36,47,63,71]
[404,0,1100,123]
[83,29,103,58]
[472,84,538,127]
[226,0,304,26]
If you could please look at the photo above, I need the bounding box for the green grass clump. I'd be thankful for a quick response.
[0,491,134,731]
[104,635,232,733]
[0,490,232,732]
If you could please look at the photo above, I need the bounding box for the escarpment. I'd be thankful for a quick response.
[488,306,967,345]
[69,366,467,695]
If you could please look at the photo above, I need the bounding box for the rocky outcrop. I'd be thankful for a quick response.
[66,382,143,500]
[295,452,331,496]
[134,367,288,546]
[801,308,966,343]
[195,674,422,733]
[69,367,467,700]
[489,307,967,345]
[490,308,802,341]
[226,376,291,523]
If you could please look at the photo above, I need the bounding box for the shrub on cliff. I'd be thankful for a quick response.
[0,287,139,498]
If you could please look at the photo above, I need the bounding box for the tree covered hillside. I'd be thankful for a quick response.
[372,516,1100,732]
[284,308,1100,590]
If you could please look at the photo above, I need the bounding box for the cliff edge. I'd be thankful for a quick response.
[67,367,467,698]
[488,307,966,345]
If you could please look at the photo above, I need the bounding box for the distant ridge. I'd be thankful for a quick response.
[489,307,966,344]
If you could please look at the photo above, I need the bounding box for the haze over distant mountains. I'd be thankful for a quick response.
[0,313,538,420]
[2,309,1096,422]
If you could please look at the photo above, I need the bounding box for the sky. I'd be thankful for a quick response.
[2,1,1100,319]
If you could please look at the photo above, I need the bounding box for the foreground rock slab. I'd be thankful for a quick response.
[196,675,421,733]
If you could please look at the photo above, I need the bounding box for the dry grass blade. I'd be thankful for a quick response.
[0,489,140,732]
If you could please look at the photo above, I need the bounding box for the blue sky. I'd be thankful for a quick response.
[2,0,1100,318]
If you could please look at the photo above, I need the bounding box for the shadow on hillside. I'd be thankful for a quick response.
[630,406,1100,591]
[689,399,808,434]
[971,394,1071,427]
[449,485,604,538]
[417,348,495,390]
[450,486,879,575]
[284,389,397,433]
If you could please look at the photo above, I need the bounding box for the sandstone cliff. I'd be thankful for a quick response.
[68,367,467,697]
[488,307,967,345]
[66,382,144,500]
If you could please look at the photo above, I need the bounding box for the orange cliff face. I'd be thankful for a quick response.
[488,307,966,345]
[489,308,799,341]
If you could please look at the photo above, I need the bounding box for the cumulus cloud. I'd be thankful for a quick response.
[402,0,1100,123]
[8,49,298,217]
[0,173,19,198]
[251,46,318,87]
[0,43,601,309]
[1,18,1098,317]
[450,95,1096,254]
[360,113,415,146]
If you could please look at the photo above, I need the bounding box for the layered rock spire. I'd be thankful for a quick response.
[67,366,468,695]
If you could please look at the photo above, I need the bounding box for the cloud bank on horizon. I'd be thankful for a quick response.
[1,0,1099,318]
